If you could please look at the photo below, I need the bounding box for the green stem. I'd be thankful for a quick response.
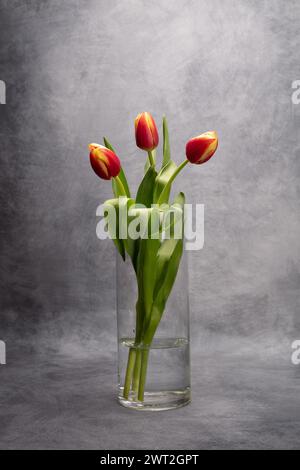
[123,347,136,399]
[113,175,127,196]
[132,348,142,393]
[131,294,144,393]
[147,150,155,168]
[138,348,150,401]
[157,159,188,205]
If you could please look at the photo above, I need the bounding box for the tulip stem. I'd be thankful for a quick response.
[147,150,155,168]
[138,348,150,401]
[114,175,127,196]
[157,159,189,204]
[123,347,136,399]
[132,348,142,393]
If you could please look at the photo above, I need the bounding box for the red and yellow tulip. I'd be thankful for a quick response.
[186,131,218,165]
[135,112,159,151]
[89,143,121,180]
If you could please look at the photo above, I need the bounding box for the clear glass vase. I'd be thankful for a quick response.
[116,248,191,411]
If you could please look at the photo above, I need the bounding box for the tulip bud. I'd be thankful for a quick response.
[89,143,121,180]
[135,112,159,151]
[186,131,218,165]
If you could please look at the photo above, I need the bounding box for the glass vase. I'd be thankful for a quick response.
[116,248,191,411]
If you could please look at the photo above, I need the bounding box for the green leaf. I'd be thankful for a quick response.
[162,116,171,168]
[103,137,131,198]
[156,238,183,310]
[136,230,161,328]
[136,166,157,207]
[173,191,185,207]
[160,192,185,238]
[156,161,188,206]
[153,239,178,298]
[144,238,183,345]
[155,239,183,311]
[104,197,144,270]
[103,198,127,260]
[126,206,159,272]
[153,160,177,204]
[104,195,157,271]
[121,198,136,265]
[154,192,185,296]
[142,192,185,345]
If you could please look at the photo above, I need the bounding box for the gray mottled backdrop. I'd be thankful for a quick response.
[0,0,299,450]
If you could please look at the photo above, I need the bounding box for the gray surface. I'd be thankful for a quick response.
[0,0,300,450]
[0,335,299,450]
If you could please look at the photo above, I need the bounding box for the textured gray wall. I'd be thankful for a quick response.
[0,0,300,450]
[1,0,299,346]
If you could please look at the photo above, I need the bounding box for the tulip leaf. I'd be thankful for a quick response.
[154,192,185,297]
[103,198,127,261]
[121,198,137,266]
[156,237,183,310]
[153,239,179,299]
[143,237,183,345]
[126,205,160,272]
[173,191,185,208]
[103,137,131,198]
[136,166,157,207]
[124,205,152,273]
[160,192,185,239]
[142,192,185,345]
[113,230,126,260]
[162,116,171,168]
[153,160,177,204]
[136,226,161,329]
[104,196,144,264]
[104,197,145,270]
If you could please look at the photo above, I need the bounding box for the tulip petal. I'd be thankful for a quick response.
[90,145,121,180]
[186,131,218,165]
[135,112,159,151]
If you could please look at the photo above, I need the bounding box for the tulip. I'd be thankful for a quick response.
[186,131,218,165]
[135,112,159,151]
[89,143,121,180]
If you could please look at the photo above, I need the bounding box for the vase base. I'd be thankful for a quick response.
[118,388,191,411]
